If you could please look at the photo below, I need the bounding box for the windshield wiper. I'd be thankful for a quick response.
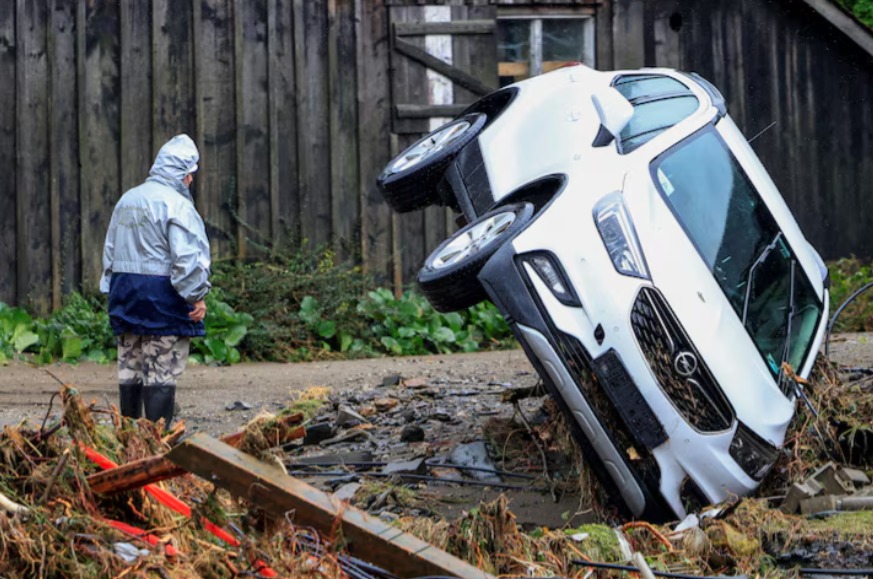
[741,232,783,326]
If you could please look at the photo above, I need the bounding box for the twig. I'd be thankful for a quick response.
[41,368,67,386]
[40,448,71,505]
[0,489,29,514]
[39,392,60,436]
[513,401,557,502]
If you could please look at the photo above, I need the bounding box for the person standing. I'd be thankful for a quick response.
[100,134,211,426]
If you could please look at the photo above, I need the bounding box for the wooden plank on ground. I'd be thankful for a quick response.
[17,0,52,314]
[120,0,152,192]
[88,412,304,495]
[356,0,393,284]
[328,0,360,262]
[78,0,121,294]
[50,0,81,301]
[0,3,15,305]
[194,0,237,258]
[296,0,332,249]
[166,433,496,579]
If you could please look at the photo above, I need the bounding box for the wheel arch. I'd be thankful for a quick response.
[492,173,568,215]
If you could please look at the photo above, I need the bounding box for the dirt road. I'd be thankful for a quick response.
[1,332,869,433]
[0,348,535,433]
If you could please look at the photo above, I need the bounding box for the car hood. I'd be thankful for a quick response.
[623,168,797,446]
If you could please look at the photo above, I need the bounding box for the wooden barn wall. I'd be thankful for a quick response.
[640,0,873,261]
[0,0,400,313]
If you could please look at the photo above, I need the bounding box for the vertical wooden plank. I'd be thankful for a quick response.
[17,0,52,313]
[611,0,644,69]
[120,0,152,192]
[268,0,299,246]
[356,0,393,284]
[235,0,270,251]
[196,0,237,258]
[296,0,331,249]
[152,0,194,147]
[328,0,360,261]
[595,0,614,69]
[0,3,16,305]
[49,0,81,303]
[78,0,120,294]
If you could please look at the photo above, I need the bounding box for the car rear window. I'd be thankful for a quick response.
[612,74,699,154]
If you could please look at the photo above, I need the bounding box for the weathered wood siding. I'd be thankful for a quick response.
[640,0,873,260]
[0,0,391,312]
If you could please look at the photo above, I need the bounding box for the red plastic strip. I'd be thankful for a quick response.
[82,443,277,577]
[105,518,180,558]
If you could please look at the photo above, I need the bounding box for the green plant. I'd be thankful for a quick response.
[37,293,116,364]
[828,257,873,332]
[838,0,873,28]
[190,291,253,365]
[0,304,39,364]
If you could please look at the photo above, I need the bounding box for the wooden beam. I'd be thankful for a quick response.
[392,36,494,97]
[394,103,468,119]
[799,0,873,59]
[88,413,304,495]
[394,20,494,37]
[166,433,496,579]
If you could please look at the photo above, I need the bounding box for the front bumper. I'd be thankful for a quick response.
[479,238,772,520]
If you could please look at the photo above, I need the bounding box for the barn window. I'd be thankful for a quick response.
[497,15,595,87]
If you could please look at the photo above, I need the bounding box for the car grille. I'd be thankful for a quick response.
[631,288,734,432]
[552,331,662,482]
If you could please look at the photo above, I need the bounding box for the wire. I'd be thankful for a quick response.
[825,280,873,358]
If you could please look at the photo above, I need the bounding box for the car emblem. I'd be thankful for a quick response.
[674,351,698,377]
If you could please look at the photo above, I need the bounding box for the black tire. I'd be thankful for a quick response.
[377,113,487,213]
[418,202,534,312]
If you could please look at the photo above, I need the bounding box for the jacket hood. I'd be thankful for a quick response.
[148,134,199,199]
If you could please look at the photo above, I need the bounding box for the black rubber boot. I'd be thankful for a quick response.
[143,384,176,429]
[118,382,143,419]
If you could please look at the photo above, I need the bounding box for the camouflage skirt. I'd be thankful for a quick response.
[117,334,191,387]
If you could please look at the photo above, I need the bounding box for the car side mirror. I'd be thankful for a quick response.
[591,88,634,148]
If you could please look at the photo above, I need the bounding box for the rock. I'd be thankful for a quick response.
[430,467,463,481]
[374,398,399,412]
[320,429,370,447]
[333,482,361,502]
[402,377,429,389]
[449,441,502,483]
[303,422,335,446]
[401,409,417,423]
[400,424,425,443]
[379,511,399,523]
[358,405,377,418]
[225,400,253,411]
[382,374,402,387]
[430,407,452,422]
[382,458,426,476]
[336,405,369,428]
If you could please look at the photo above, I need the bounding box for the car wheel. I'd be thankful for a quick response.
[418,202,534,312]
[377,113,487,213]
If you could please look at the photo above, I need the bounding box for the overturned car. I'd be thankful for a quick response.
[377,65,830,521]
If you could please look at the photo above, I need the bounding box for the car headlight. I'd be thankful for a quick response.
[729,422,780,481]
[593,192,650,279]
[520,252,580,306]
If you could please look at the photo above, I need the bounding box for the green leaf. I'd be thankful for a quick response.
[431,327,456,343]
[61,329,84,360]
[380,336,403,355]
[339,332,353,352]
[299,296,321,325]
[226,347,241,364]
[206,338,228,361]
[223,324,248,347]
[316,320,336,339]
[12,325,39,353]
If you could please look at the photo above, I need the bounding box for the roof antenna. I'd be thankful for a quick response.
[749,120,777,144]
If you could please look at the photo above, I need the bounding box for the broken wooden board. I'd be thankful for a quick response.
[88,413,304,495]
[166,433,496,579]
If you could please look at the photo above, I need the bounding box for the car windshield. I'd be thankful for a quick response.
[650,127,822,383]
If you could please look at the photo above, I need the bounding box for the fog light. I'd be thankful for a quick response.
[729,422,780,481]
[521,252,580,306]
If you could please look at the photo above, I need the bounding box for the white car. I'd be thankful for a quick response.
[377,65,830,521]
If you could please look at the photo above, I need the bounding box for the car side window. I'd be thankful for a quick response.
[612,75,699,154]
